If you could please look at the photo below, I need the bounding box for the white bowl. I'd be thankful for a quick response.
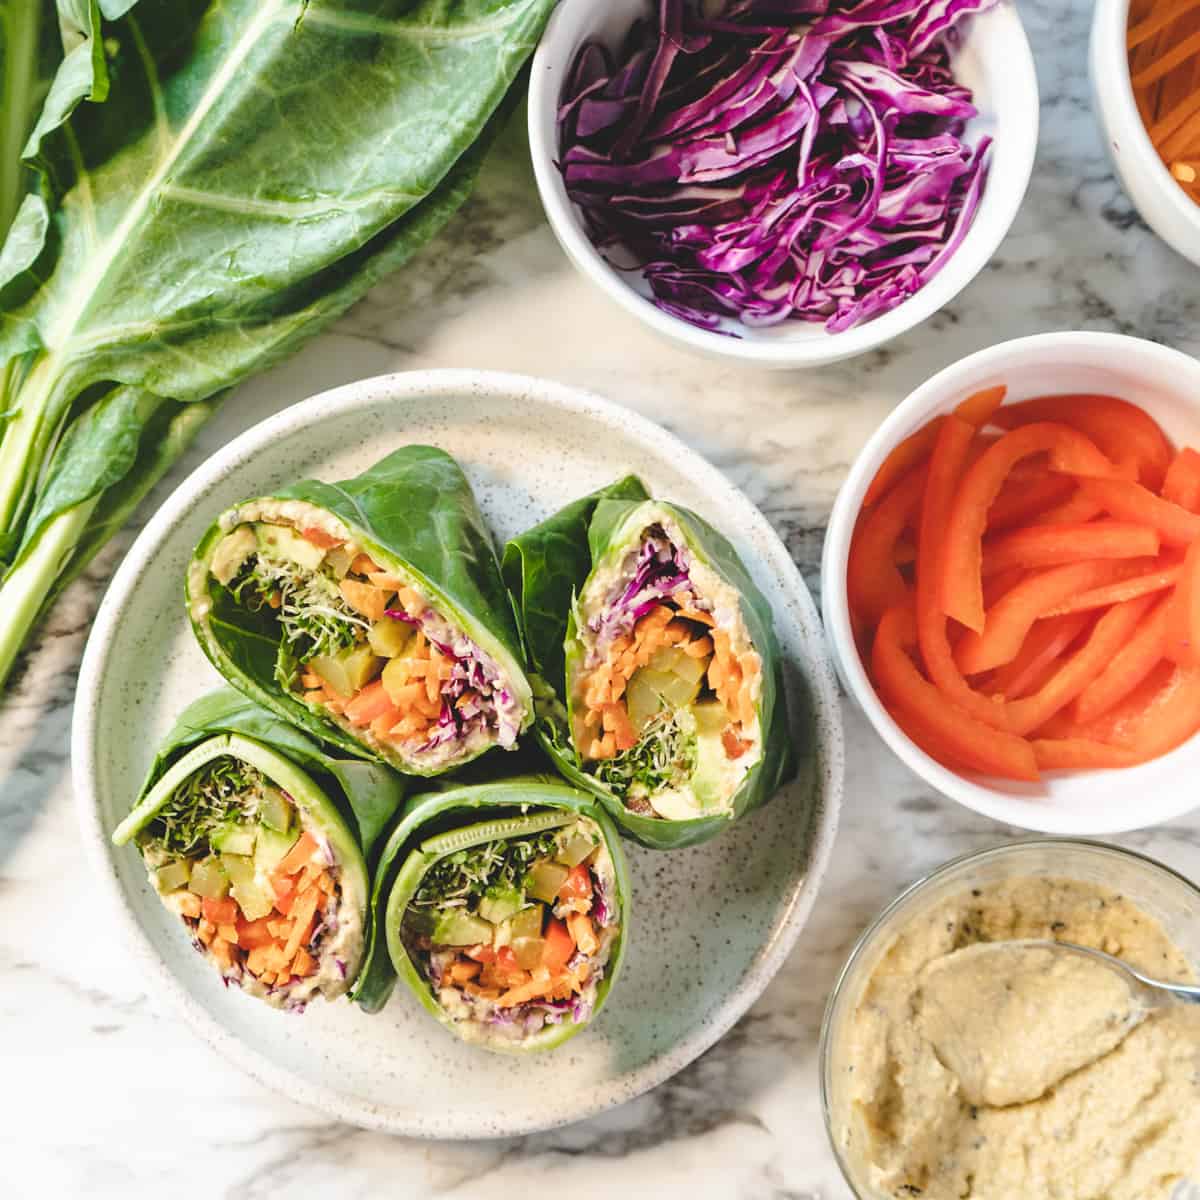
[527,0,1039,368]
[822,331,1200,835]
[1091,0,1200,267]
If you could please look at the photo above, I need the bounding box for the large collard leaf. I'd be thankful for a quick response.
[501,475,649,694]
[534,492,800,850]
[189,446,534,774]
[352,777,630,1031]
[0,0,555,687]
[137,687,406,855]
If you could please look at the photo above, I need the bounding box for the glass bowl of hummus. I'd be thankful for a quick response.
[820,839,1200,1200]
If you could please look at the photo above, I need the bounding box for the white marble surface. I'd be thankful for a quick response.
[6,0,1200,1192]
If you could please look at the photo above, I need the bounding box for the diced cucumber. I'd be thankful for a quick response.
[512,936,546,971]
[479,885,524,924]
[258,786,293,833]
[154,859,191,892]
[509,903,544,940]
[210,526,257,586]
[189,856,229,899]
[325,544,354,579]
[254,523,326,571]
[368,617,415,659]
[525,860,569,904]
[554,826,596,868]
[211,823,257,856]
[432,910,494,947]
[220,854,275,921]
[309,644,382,699]
[255,825,299,872]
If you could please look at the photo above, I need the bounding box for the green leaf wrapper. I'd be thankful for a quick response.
[187,445,534,777]
[504,487,797,850]
[353,776,629,1055]
[112,687,391,996]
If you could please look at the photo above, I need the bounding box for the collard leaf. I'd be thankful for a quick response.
[189,445,535,776]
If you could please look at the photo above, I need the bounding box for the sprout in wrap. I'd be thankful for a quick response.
[186,446,534,777]
[503,479,796,849]
[355,779,628,1053]
[111,690,399,1011]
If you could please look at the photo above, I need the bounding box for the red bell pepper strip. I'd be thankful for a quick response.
[940,423,1120,633]
[1165,538,1200,667]
[988,612,1093,700]
[862,422,942,509]
[1031,739,1143,770]
[1161,447,1200,513]
[954,384,1007,427]
[1026,490,1105,527]
[992,393,1173,490]
[981,522,1160,577]
[871,607,1040,780]
[1042,559,1182,616]
[1005,594,1158,736]
[917,416,1011,729]
[1074,662,1200,759]
[1075,476,1200,546]
[847,465,927,627]
[955,560,1121,675]
[1074,593,1172,723]
[987,473,1076,531]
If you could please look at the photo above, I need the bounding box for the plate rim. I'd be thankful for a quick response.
[71,367,844,1137]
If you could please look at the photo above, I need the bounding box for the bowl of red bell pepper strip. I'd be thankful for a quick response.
[823,331,1200,834]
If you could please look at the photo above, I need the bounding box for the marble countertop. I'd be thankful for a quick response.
[6,0,1200,1192]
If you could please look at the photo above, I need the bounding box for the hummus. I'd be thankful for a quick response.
[838,876,1200,1200]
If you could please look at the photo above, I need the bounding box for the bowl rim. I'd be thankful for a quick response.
[816,835,1200,1200]
[821,329,1200,834]
[70,366,846,1137]
[1091,0,1200,243]
[527,0,1040,368]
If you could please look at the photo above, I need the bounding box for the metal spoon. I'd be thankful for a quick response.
[1037,940,1200,1008]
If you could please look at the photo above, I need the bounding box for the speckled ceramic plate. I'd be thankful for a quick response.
[72,370,843,1137]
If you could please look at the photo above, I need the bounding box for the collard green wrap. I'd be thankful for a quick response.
[354,777,629,1053]
[112,689,400,1008]
[187,446,534,776]
[503,480,796,850]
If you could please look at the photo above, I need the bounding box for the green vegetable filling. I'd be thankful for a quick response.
[142,757,268,858]
[592,709,698,801]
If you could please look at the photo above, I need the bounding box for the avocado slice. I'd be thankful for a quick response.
[255,523,326,571]
[431,909,493,947]
[478,884,524,924]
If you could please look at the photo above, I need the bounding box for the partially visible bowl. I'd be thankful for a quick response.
[821,331,1200,835]
[819,838,1200,1198]
[527,0,1039,369]
[1091,0,1200,267]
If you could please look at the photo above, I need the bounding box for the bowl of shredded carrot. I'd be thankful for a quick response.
[823,331,1200,835]
[1092,0,1200,264]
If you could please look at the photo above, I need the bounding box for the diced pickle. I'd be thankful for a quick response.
[692,700,728,737]
[325,544,354,579]
[221,854,275,921]
[432,910,494,947]
[258,786,293,833]
[512,936,547,971]
[554,827,596,868]
[509,903,544,940]
[626,671,666,731]
[647,645,708,685]
[211,823,256,856]
[154,859,191,892]
[368,617,415,659]
[526,860,569,904]
[309,644,382,698]
[189,856,229,899]
[255,825,298,871]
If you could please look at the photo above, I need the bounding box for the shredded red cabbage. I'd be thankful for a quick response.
[558,0,996,334]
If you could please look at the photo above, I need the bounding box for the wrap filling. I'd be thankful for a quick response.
[570,513,763,821]
[200,500,525,771]
[401,813,620,1046]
